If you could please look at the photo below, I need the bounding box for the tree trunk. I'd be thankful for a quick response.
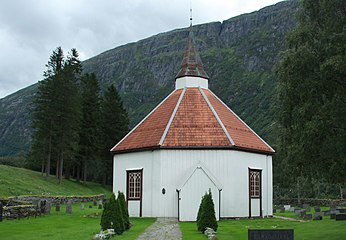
[56,158,60,179]
[340,184,344,199]
[102,173,107,186]
[59,152,64,184]
[41,159,45,176]
[76,164,80,182]
[46,135,52,179]
[83,162,87,184]
[297,178,301,205]
[65,164,70,180]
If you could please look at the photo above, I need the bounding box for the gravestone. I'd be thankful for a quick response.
[294,209,301,216]
[55,202,61,212]
[331,213,336,219]
[314,212,324,218]
[80,203,84,210]
[93,199,97,206]
[337,208,346,214]
[248,229,294,240]
[304,214,312,220]
[89,205,92,208]
[66,201,72,214]
[322,210,330,216]
[280,207,285,213]
[314,215,322,220]
[45,201,51,214]
[39,200,47,214]
[284,205,291,211]
[98,200,103,209]
[0,201,3,222]
[289,207,295,212]
[314,206,321,212]
[299,210,306,217]
[335,214,346,221]
[302,204,310,210]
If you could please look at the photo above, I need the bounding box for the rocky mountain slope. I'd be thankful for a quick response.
[0,0,298,156]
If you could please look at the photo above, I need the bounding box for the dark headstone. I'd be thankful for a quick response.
[280,207,285,213]
[335,214,346,221]
[304,214,312,220]
[331,213,336,219]
[0,201,3,222]
[56,202,61,212]
[89,205,92,208]
[248,229,294,240]
[299,210,306,217]
[93,199,97,206]
[66,201,72,214]
[314,215,323,221]
[314,206,321,212]
[338,209,346,214]
[39,200,47,214]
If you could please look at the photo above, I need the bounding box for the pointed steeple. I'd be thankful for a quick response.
[176,25,209,80]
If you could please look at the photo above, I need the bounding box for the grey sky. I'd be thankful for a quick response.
[0,0,283,98]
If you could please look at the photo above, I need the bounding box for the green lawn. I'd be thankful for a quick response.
[0,202,155,240]
[0,164,111,197]
[180,216,346,240]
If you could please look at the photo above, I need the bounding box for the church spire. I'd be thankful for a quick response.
[175,24,209,80]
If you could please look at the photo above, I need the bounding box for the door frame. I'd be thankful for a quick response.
[126,168,143,217]
[248,168,262,218]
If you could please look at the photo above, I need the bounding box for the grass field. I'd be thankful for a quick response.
[180,214,346,240]
[0,202,155,240]
[0,164,111,197]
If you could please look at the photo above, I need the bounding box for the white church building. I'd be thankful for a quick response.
[111,25,275,221]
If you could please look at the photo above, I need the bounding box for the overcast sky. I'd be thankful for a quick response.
[0,0,284,98]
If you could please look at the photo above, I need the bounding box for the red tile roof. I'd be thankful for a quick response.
[111,24,274,155]
[111,87,274,154]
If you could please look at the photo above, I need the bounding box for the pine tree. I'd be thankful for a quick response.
[100,194,116,230]
[100,85,129,185]
[197,190,218,233]
[118,191,130,230]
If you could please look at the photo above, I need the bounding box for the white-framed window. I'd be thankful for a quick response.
[249,170,261,198]
[127,170,142,200]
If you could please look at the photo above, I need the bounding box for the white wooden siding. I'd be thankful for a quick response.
[113,149,273,219]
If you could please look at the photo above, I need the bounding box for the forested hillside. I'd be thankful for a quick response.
[0,0,298,156]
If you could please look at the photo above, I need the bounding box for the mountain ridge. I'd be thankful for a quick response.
[0,0,298,156]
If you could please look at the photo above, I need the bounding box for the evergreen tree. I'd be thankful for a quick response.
[275,0,346,197]
[30,47,82,184]
[197,190,218,232]
[100,85,129,185]
[118,191,130,230]
[78,73,101,183]
[100,193,125,234]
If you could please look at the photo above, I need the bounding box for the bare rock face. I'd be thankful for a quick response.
[0,0,298,157]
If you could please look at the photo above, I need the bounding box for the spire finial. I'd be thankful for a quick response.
[189,0,193,27]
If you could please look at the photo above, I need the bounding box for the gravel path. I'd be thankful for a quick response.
[136,218,182,240]
[273,215,306,222]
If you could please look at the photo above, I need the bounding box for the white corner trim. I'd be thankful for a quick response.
[111,90,177,151]
[199,87,235,146]
[208,90,275,153]
[159,87,187,145]
[126,167,144,171]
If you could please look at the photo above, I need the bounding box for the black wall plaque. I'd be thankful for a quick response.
[248,229,294,240]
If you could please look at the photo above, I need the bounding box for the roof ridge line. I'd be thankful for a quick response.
[159,87,187,145]
[199,87,235,146]
[111,90,178,152]
[208,90,275,153]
